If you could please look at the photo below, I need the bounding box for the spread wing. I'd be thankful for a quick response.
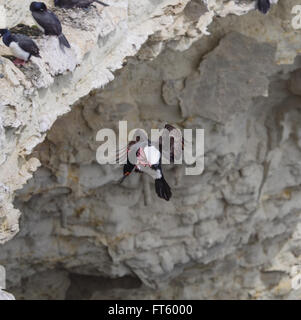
[116,129,149,164]
[33,10,62,35]
[14,34,40,56]
[160,124,184,163]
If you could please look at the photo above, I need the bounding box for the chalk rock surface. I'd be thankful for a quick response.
[2,0,301,300]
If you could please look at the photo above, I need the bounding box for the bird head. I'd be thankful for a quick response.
[30,2,47,12]
[0,29,9,37]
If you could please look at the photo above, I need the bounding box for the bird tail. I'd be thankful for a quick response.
[95,0,109,6]
[155,177,172,201]
[58,33,71,52]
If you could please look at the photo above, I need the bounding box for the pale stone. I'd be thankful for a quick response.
[2,0,301,301]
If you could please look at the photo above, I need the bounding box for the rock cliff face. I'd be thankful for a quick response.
[1,0,301,300]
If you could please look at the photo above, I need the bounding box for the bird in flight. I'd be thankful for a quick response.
[117,124,184,201]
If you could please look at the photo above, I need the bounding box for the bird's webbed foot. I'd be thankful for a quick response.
[13,58,26,66]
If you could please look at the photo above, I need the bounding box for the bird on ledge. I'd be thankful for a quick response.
[257,0,270,14]
[54,0,109,9]
[0,29,41,66]
[30,2,71,52]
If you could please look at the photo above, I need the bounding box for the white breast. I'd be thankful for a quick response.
[9,42,30,61]
[143,145,160,165]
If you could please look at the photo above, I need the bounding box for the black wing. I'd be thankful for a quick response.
[116,129,148,164]
[159,124,184,163]
[56,0,108,8]
[55,0,90,8]
[13,34,40,57]
[32,10,62,35]
[118,130,149,183]
[76,0,95,7]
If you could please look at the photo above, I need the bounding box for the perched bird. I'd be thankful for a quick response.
[30,2,71,51]
[118,125,184,201]
[0,29,41,66]
[54,0,109,9]
[257,0,270,14]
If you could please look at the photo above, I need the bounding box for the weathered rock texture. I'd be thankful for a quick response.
[1,0,301,300]
[0,0,205,244]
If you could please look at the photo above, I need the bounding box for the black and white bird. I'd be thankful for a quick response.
[257,0,270,14]
[118,125,184,201]
[0,29,41,66]
[30,2,71,51]
[54,0,109,9]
